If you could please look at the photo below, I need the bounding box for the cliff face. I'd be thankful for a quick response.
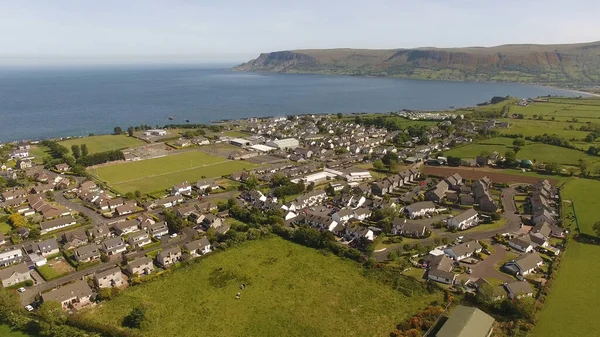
[233,42,600,84]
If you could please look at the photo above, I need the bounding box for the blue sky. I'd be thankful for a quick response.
[1,0,599,65]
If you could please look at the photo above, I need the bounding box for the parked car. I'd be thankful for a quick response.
[483,249,491,255]
[24,305,34,312]
[170,233,178,238]
[17,287,25,293]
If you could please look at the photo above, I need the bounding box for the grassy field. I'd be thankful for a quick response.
[0,325,34,337]
[90,151,255,194]
[0,222,12,234]
[444,137,599,166]
[531,178,600,337]
[59,135,144,155]
[80,238,440,337]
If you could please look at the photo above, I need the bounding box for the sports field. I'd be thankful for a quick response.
[80,237,440,337]
[59,135,144,155]
[532,178,600,337]
[90,151,255,194]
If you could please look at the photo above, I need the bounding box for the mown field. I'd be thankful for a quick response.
[80,238,440,337]
[59,135,144,155]
[90,151,255,194]
[531,178,600,337]
[443,137,600,167]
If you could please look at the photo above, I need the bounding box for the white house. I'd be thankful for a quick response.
[427,255,456,284]
[94,267,125,288]
[508,236,534,253]
[172,182,192,196]
[0,248,24,267]
[444,241,482,261]
[184,237,212,257]
[447,209,479,231]
[504,252,543,276]
[403,201,436,219]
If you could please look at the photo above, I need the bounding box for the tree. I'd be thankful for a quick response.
[71,144,81,159]
[513,146,522,154]
[80,144,89,157]
[337,112,343,119]
[504,150,517,167]
[134,190,142,198]
[373,160,385,171]
[38,301,68,326]
[545,162,560,174]
[123,306,146,329]
[382,152,398,166]
[0,287,22,324]
[113,126,122,135]
[593,221,600,237]
[127,126,134,137]
[479,150,492,158]
[513,138,526,147]
[7,213,26,228]
[164,209,186,233]
[578,159,589,177]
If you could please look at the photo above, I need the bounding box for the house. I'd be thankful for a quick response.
[87,224,111,241]
[115,203,137,216]
[16,159,32,170]
[172,182,192,195]
[62,229,88,249]
[504,281,533,300]
[371,180,391,196]
[504,252,543,276]
[148,222,169,237]
[143,129,167,136]
[126,256,155,276]
[40,216,77,234]
[0,263,32,288]
[403,201,436,219]
[37,238,60,257]
[444,241,483,261]
[136,214,156,229]
[0,248,23,267]
[156,246,182,268]
[42,280,93,310]
[79,180,98,192]
[94,267,124,288]
[332,208,355,224]
[127,231,152,248]
[472,178,498,212]
[344,223,375,241]
[459,194,475,206]
[196,178,216,192]
[447,209,479,231]
[445,173,463,190]
[184,237,212,257]
[156,195,184,208]
[113,220,139,236]
[74,244,100,263]
[427,255,456,284]
[436,305,495,337]
[426,180,449,202]
[391,219,428,238]
[533,210,556,226]
[1,188,27,201]
[101,237,126,256]
[55,163,70,172]
[353,207,371,221]
[203,214,223,229]
[508,236,534,253]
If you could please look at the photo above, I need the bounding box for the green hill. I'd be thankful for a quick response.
[233,41,600,85]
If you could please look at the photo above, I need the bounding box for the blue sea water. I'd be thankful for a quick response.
[0,65,582,142]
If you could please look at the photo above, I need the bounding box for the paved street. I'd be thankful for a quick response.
[460,243,513,283]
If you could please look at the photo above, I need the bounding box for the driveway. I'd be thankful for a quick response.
[461,243,513,283]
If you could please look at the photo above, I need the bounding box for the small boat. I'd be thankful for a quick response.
[168,116,174,120]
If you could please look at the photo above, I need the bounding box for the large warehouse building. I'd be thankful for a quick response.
[266,138,299,150]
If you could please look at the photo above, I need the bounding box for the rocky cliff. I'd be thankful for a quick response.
[234,42,600,85]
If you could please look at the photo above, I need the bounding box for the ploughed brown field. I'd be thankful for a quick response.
[422,166,558,185]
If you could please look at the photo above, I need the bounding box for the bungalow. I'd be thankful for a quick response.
[55,163,70,172]
[87,224,111,242]
[504,252,543,276]
[114,220,139,236]
[115,202,137,216]
[196,178,216,192]
[444,241,483,261]
[42,280,93,310]
[436,306,494,337]
[427,255,456,284]
[40,216,77,235]
[126,256,155,276]
[16,205,35,217]
[37,238,60,257]
[203,214,223,229]
[459,194,475,206]
[136,214,156,230]
[447,209,479,231]
[391,219,428,238]
[0,263,32,287]
[94,267,124,288]
[172,182,192,195]
[184,237,212,257]
[504,281,534,300]
[156,195,184,208]
[127,231,152,248]
[156,246,182,268]
[1,188,27,201]
[149,222,169,238]
[101,237,126,256]
[508,236,534,253]
[0,248,23,267]
[62,229,89,250]
[79,180,98,192]
[403,201,436,219]
[74,243,100,263]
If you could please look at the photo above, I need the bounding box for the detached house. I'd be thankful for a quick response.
[184,237,212,257]
[156,246,182,268]
[444,241,482,261]
[114,220,139,236]
[42,280,93,310]
[0,248,24,267]
[172,182,192,196]
[0,263,32,288]
[128,231,151,248]
[427,255,456,284]
[508,236,534,253]
[447,209,479,231]
[101,237,126,256]
[127,256,154,276]
[74,243,100,263]
[391,219,428,238]
[504,252,543,276]
[94,267,124,288]
[37,238,60,257]
[403,201,436,219]
[148,222,169,238]
[62,229,88,250]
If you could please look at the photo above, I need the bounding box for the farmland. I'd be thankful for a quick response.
[80,237,440,337]
[59,135,144,155]
[531,178,600,337]
[90,151,255,194]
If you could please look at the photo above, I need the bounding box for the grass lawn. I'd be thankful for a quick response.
[36,264,67,281]
[28,145,51,164]
[80,238,440,337]
[0,325,35,337]
[0,222,12,234]
[460,218,506,233]
[560,178,600,235]
[90,151,255,194]
[59,135,144,155]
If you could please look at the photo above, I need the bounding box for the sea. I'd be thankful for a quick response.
[0,65,584,143]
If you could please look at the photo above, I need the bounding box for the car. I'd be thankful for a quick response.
[514,210,519,214]
[24,305,34,312]
[457,236,464,241]
[482,249,491,255]
[17,287,26,293]
[170,233,178,238]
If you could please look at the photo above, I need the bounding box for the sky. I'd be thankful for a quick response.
[1,0,599,65]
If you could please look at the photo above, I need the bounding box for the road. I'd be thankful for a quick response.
[19,227,193,306]
[460,243,513,283]
[54,190,106,226]
[373,185,522,261]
